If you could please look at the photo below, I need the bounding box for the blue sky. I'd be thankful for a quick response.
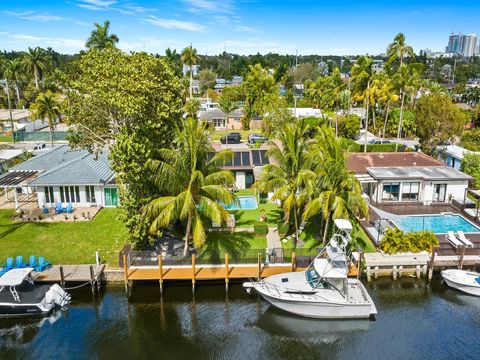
[0,0,479,55]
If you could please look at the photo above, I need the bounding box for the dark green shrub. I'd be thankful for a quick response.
[253,221,268,236]
[277,222,290,237]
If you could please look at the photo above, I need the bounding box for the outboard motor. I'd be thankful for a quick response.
[45,284,71,308]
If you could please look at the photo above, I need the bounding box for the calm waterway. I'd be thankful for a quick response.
[1,277,479,360]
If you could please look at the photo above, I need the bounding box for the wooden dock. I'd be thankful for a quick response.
[34,264,105,292]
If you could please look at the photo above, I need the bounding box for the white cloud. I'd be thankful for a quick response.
[77,4,105,10]
[125,5,156,13]
[236,25,258,33]
[77,0,116,11]
[3,10,65,22]
[182,0,234,14]
[4,10,35,16]
[144,16,206,32]
[8,34,84,52]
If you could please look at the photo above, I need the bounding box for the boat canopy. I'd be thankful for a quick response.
[313,258,347,279]
[0,268,33,287]
[333,219,353,232]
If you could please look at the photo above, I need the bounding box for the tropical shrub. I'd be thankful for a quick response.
[337,114,360,139]
[253,221,268,236]
[380,228,438,254]
[461,129,480,151]
[461,153,480,188]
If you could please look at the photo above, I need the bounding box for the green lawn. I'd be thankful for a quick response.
[0,209,127,267]
[0,135,13,143]
[211,129,263,141]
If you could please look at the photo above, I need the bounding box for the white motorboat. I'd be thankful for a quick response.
[0,268,71,317]
[441,269,480,296]
[244,219,377,319]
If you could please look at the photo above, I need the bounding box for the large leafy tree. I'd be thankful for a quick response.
[29,91,62,146]
[243,64,276,128]
[65,48,183,246]
[142,117,235,255]
[85,20,119,50]
[415,92,468,154]
[461,153,480,188]
[303,127,368,243]
[254,119,311,247]
[22,47,48,90]
[181,45,199,99]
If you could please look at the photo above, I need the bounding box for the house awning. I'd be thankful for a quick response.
[355,174,377,183]
[0,171,38,187]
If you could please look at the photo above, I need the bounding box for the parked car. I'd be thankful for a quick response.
[248,134,269,144]
[33,143,46,150]
[220,132,241,144]
[368,139,392,145]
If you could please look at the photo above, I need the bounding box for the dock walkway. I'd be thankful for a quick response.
[34,264,105,283]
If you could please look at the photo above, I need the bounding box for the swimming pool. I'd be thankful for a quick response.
[222,196,258,210]
[394,214,480,234]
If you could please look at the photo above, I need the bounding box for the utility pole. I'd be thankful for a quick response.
[0,79,15,143]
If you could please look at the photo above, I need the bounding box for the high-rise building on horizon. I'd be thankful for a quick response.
[445,32,478,57]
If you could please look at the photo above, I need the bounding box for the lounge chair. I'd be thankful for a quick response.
[55,202,63,214]
[0,257,14,275]
[29,255,37,269]
[36,257,51,272]
[456,231,474,248]
[446,231,463,248]
[15,256,26,268]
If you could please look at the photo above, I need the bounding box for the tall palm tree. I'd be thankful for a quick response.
[351,56,374,152]
[29,91,62,146]
[85,20,119,50]
[254,119,311,248]
[2,59,22,103]
[142,116,235,256]
[22,47,48,90]
[181,45,199,99]
[303,127,368,243]
[386,33,415,70]
[377,76,398,140]
[394,65,420,151]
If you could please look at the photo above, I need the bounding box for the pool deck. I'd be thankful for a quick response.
[360,202,480,256]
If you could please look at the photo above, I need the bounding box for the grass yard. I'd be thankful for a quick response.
[0,208,127,267]
[229,188,283,227]
[0,135,13,142]
[211,129,263,141]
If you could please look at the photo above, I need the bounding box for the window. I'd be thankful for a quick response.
[60,186,80,203]
[382,182,400,201]
[234,117,241,122]
[44,186,54,203]
[86,186,96,203]
[401,182,420,201]
[213,118,225,128]
[433,184,447,202]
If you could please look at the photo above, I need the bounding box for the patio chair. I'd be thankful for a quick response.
[65,203,73,214]
[29,255,37,269]
[445,231,463,249]
[456,231,474,248]
[15,255,26,268]
[55,202,63,214]
[0,257,14,275]
[36,257,51,272]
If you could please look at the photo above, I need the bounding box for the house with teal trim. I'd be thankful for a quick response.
[0,145,119,209]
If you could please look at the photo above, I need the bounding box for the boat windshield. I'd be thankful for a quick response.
[305,265,334,290]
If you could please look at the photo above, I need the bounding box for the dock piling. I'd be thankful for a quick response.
[192,254,196,293]
[123,253,129,294]
[225,253,229,292]
[158,255,163,295]
[257,252,262,279]
[291,252,296,272]
[89,265,95,294]
[59,266,65,288]
[459,247,466,270]
[428,248,436,281]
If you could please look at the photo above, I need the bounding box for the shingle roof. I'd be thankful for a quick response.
[347,152,445,174]
[28,150,114,186]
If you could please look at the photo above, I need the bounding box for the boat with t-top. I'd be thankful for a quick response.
[243,219,377,319]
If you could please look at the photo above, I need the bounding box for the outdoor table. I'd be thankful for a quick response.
[0,267,34,302]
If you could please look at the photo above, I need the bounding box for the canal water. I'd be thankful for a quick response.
[1,277,479,360]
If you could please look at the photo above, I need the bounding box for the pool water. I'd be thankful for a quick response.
[395,214,480,234]
[222,196,258,210]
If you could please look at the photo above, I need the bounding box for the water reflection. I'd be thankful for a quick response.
[256,306,370,340]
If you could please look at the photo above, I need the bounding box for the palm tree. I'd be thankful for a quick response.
[142,116,235,256]
[254,119,311,248]
[377,77,398,140]
[22,47,48,90]
[2,59,22,103]
[386,33,415,70]
[394,65,420,151]
[29,91,62,146]
[351,56,374,152]
[85,20,119,50]
[181,45,199,99]
[303,127,368,243]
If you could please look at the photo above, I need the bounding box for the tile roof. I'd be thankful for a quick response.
[347,152,445,174]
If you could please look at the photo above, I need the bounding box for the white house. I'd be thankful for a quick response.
[0,145,119,209]
[348,152,472,205]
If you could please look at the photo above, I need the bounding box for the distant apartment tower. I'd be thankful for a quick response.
[445,32,479,57]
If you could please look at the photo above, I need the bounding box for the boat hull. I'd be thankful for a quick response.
[0,303,52,317]
[257,290,374,319]
[442,271,480,297]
